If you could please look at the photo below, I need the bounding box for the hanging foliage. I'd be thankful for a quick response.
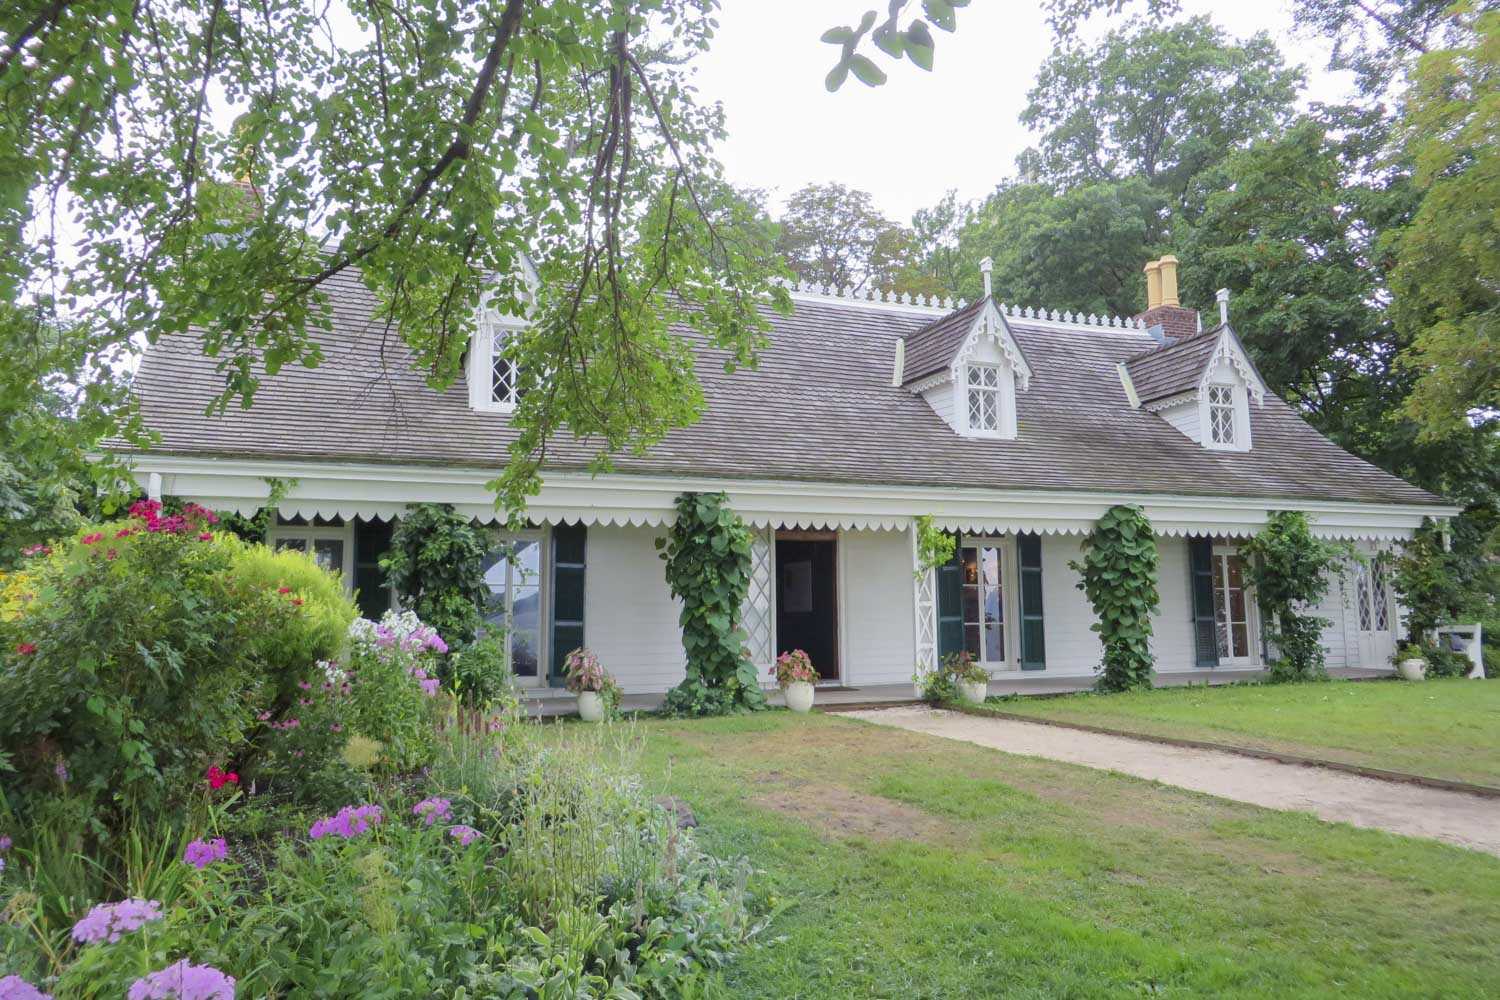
[913,514,956,577]
[656,492,766,717]
[380,503,493,651]
[1072,504,1160,693]
[1239,511,1348,682]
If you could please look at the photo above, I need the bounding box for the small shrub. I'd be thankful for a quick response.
[1241,512,1349,683]
[942,650,988,684]
[1421,643,1471,679]
[338,611,445,771]
[914,662,960,705]
[446,634,516,706]
[1073,504,1160,693]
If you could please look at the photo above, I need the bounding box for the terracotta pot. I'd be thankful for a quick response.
[783,681,815,713]
[577,690,605,721]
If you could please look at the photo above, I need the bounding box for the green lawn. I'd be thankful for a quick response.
[586,712,1500,999]
[989,678,1500,787]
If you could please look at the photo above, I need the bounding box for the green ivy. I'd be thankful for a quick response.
[1073,504,1160,693]
[380,503,493,650]
[1240,511,1349,683]
[656,492,766,717]
[913,514,956,577]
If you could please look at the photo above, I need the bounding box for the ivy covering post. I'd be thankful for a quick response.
[1240,511,1346,682]
[380,503,492,651]
[656,492,766,716]
[1073,504,1160,692]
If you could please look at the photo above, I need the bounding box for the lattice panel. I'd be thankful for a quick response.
[741,528,774,668]
[913,524,938,672]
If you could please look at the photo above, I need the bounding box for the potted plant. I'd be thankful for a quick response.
[1393,643,1427,681]
[563,647,618,721]
[944,650,989,703]
[772,649,820,713]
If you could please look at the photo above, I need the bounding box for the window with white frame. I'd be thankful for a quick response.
[480,534,543,679]
[1207,384,1236,446]
[468,304,524,413]
[269,519,354,594]
[966,365,1002,433]
[959,541,1007,663]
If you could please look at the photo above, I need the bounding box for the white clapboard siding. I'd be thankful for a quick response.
[840,528,916,685]
[583,524,686,693]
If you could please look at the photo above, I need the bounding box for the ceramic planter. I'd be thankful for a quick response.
[957,679,988,703]
[1397,658,1427,682]
[577,690,605,721]
[783,680,815,713]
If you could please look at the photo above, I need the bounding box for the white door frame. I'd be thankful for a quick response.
[1211,544,1259,666]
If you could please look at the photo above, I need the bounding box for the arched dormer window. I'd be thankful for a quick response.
[467,296,526,413]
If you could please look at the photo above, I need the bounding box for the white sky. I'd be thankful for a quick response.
[692,0,1358,223]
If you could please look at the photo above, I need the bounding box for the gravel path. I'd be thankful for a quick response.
[839,706,1500,857]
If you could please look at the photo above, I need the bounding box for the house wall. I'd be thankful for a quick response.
[840,528,916,685]
[583,524,686,694]
[1151,535,1200,671]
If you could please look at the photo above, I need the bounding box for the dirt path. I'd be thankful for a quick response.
[838,706,1500,857]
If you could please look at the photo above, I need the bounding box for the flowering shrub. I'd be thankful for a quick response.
[771,649,819,687]
[336,611,444,770]
[70,898,164,945]
[0,499,358,835]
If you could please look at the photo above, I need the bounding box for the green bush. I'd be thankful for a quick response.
[1073,503,1160,693]
[0,500,356,831]
[447,634,516,705]
[379,503,492,650]
[1421,644,1472,679]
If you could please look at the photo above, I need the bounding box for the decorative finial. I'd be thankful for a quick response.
[1216,287,1230,326]
[979,256,993,300]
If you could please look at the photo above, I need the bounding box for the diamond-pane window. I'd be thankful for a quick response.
[491,346,517,406]
[1208,384,1236,445]
[967,365,1001,432]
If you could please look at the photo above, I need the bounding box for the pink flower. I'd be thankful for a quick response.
[277,587,291,594]
[115,528,134,538]
[127,959,234,1000]
[106,548,118,560]
[309,804,383,840]
[413,797,452,826]
[70,899,162,944]
[448,825,480,846]
[0,975,52,1000]
[20,545,51,557]
[182,837,227,870]
[206,766,238,790]
[292,598,303,606]
[81,533,103,545]
[15,643,35,655]
[198,532,212,541]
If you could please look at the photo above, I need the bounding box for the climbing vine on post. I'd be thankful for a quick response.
[1239,511,1348,683]
[1072,504,1160,693]
[656,492,766,716]
[913,514,956,577]
[380,503,493,650]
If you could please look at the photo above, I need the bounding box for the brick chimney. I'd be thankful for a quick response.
[1135,254,1199,343]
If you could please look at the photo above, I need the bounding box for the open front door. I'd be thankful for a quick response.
[775,533,839,682]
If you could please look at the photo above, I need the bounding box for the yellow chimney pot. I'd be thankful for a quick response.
[1143,260,1162,311]
[1158,254,1180,307]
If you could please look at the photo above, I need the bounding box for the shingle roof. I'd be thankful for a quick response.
[1124,327,1221,403]
[900,297,986,383]
[123,269,1444,507]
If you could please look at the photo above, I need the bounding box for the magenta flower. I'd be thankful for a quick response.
[0,975,53,1000]
[412,797,452,826]
[309,804,383,840]
[81,533,103,545]
[198,532,213,541]
[127,959,235,1000]
[448,825,480,846]
[20,545,51,557]
[183,837,228,870]
[70,898,163,944]
[15,643,35,655]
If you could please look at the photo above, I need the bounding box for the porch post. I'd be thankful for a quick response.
[910,521,937,672]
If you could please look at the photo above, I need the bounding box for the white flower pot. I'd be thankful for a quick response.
[1397,658,1427,682]
[957,680,988,703]
[577,690,605,722]
[783,681,815,713]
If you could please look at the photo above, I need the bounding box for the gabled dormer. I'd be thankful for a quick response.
[896,259,1032,440]
[466,260,539,414]
[1121,320,1267,452]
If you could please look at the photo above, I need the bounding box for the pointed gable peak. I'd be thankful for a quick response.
[900,297,1030,389]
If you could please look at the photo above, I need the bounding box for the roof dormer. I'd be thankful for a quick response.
[899,260,1032,440]
[1122,322,1266,451]
[466,260,539,414]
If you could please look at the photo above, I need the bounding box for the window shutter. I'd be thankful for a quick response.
[549,522,586,685]
[1017,533,1046,670]
[936,537,964,659]
[1188,537,1219,667]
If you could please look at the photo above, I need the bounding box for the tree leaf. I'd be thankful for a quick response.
[821,26,853,45]
[904,22,935,70]
[923,0,956,31]
[847,54,888,87]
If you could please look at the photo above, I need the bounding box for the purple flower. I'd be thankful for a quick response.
[448,825,480,846]
[127,960,235,1000]
[423,631,449,654]
[182,837,228,870]
[0,975,53,1000]
[419,677,440,697]
[0,835,11,852]
[70,898,163,944]
[412,797,452,826]
[308,804,383,840]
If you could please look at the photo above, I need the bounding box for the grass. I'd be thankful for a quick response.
[564,711,1500,999]
[987,678,1500,787]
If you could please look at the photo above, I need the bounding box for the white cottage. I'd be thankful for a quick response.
[117,255,1457,694]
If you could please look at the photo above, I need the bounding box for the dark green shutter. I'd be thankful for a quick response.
[936,537,963,659]
[1188,536,1219,667]
[549,522,586,685]
[352,517,395,619]
[1017,533,1046,670]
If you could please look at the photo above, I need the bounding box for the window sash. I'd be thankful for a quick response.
[959,540,1007,664]
[482,533,544,676]
[1208,384,1236,445]
[967,365,1002,432]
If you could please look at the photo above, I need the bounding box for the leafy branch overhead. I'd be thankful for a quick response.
[822,1,968,90]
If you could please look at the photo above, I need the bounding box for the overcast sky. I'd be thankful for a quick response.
[692,0,1357,223]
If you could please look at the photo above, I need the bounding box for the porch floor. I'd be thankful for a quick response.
[524,665,1396,718]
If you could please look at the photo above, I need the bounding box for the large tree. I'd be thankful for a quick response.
[1,0,788,514]
[773,182,928,294]
[1019,15,1303,210]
